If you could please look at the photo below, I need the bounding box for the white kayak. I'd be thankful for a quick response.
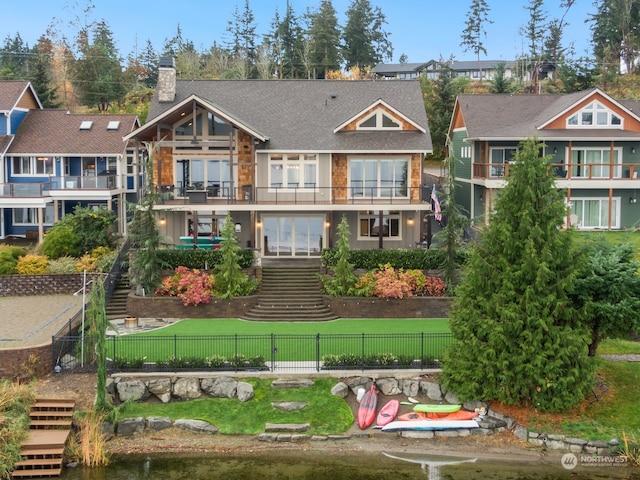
[380,419,479,432]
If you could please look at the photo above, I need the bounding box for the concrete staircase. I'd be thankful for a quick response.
[106,274,130,321]
[12,399,75,478]
[242,262,336,322]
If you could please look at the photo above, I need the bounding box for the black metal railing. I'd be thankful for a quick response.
[50,332,454,373]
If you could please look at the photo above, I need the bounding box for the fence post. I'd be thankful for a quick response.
[361,333,365,371]
[421,332,425,370]
[234,334,238,373]
[316,333,320,372]
[271,334,275,372]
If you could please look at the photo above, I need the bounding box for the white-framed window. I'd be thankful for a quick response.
[13,206,55,225]
[461,146,471,158]
[269,154,318,190]
[356,110,401,130]
[570,148,621,178]
[489,147,516,177]
[567,101,623,128]
[358,211,401,240]
[571,198,619,229]
[12,156,54,176]
[349,157,409,197]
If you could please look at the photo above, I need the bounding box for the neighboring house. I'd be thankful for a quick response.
[373,62,430,80]
[425,60,522,81]
[125,58,433,258]
[0,80,141,241]
[447,88,640,230]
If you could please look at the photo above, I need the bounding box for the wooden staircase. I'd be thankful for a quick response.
[12,399,75,478]
[242,262,337,322]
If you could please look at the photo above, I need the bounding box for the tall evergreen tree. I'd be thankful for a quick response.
[73,20,125,110]
[31,36,60,108]
[441,138,594,412]
[488,61,516,93]
[342,0,392,70]
[307,0,342,78]
[274,1,304,78]
[590,0,640,75]
[225,0,258,78]
[460,0,493,81]
[524,0,548,91]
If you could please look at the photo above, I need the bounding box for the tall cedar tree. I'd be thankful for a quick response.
[421,62,459,160]
[342,0,392,70]
[524,0,548,91]
[225,0,258,78]
[460,0,493,81]
[320,214,358,296]
[441,138,594,412]
[590,0,640,75]
[31,36,61,108]
[274,1,304,79]
[307,0,342,78]
[571,237,640,357]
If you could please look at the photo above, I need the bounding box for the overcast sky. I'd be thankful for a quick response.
[4,0,595,63]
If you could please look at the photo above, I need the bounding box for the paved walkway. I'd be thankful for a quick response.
[0,295,85,347]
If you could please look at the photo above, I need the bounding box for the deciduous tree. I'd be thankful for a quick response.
[441,138,594,412]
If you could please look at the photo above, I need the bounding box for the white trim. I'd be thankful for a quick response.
[333,98,426,133]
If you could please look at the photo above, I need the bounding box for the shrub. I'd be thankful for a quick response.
[155,266,215,306]
[15,254,48,274]
[0,246,25,275]
[41,225,82,259]
[75,253,97,273]
[353,264,447,298]
[47,257,79,274]
[421,276,447,296]
[94,250,117,273]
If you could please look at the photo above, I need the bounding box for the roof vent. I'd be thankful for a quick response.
[330,93,337,99]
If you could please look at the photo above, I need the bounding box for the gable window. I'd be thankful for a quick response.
[12,156,54,176]
[269,154,317,190]
[207,113,231,136]
[350,158,408,198]
[358,211,400,239]
[489,147,516,177]
[567,102,623,128]
[356,110,401,130]
[175,113,203,137]
[571,198,619,229]
[570,148,621,178]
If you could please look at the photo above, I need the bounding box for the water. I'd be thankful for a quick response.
[57,451,640,480]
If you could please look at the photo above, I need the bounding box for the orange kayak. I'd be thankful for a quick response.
[426,410,478,421]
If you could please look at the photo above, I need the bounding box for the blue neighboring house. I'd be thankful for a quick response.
[0,80,141,242]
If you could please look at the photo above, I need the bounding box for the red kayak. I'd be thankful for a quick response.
[357,385,378,429]
[376,399,399,426]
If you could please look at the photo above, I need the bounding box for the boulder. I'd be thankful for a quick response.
[346,377,371,395]
[174,419,218,434]
[400,379,419,397]
[201,377,237,398]
[376,377,400,396]
[173,377,202,400]
[272,402,307,412]
[116,379,148,403]
[147,378,172,403]
[236,381,254,402]
[116,417,145,437]
[147,416,172,432]
[330,382,349,398]
[420,380,443,401]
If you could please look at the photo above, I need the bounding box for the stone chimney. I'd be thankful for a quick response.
[157,57,176,103]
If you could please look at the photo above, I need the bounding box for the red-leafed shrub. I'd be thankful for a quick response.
[155,266,215,306]
[355,263,446,299]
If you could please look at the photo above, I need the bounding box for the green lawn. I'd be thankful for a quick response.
[108,318,452,364]
[117,377,353,435]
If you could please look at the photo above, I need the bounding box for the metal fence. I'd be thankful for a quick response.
[51,332,454,373]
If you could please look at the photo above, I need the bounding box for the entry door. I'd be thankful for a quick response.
[263,216,324,257]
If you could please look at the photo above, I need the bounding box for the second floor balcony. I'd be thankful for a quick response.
[0,175,124,198]
[473,162,640,181]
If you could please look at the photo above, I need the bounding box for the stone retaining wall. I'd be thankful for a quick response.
[0,273,103,296]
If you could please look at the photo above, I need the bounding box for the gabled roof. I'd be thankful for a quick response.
[0,81,42,111]
[333,98,426,133]
[135,80,431,152]
[373,63,430,74]
[0,135,13,154]
[452,89,640,141]
[7,110,139,155]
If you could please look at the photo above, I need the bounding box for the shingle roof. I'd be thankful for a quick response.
[456,90,640,140]
[0,81,37,110]
[0,135,13,154]
[373,63,429,74]
[145,80,432,152]
[7,110,139,155]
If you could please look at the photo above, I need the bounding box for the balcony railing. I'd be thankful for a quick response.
[0,175,123,198]
[156,184,427,206]
[473,162,640,180]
